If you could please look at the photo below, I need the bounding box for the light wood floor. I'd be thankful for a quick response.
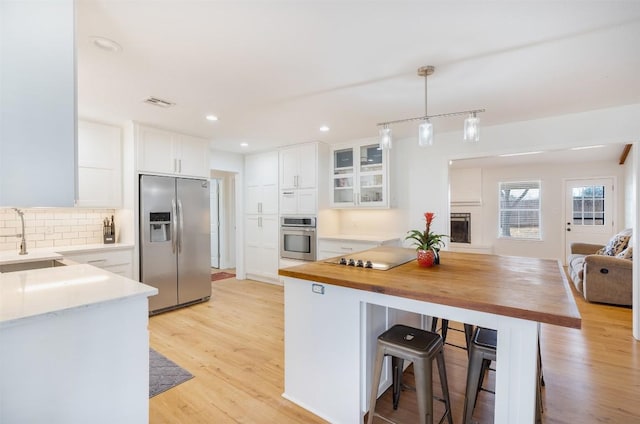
[149,276,640,423]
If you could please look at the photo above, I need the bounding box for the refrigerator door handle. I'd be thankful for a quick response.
[171,198,178,254]
[177,198,184,254]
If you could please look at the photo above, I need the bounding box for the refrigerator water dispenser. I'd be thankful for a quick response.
[149,212,171,242]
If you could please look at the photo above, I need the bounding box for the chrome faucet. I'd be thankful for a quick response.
[12,208,28,255]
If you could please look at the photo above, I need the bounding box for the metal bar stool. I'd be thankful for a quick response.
[462,327,543,424]
[430,318,474,353]
[367,324,453,424]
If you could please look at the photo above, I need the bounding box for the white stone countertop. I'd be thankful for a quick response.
[0,243,134,266]
[0,264,157,328]
[317,234,402,243]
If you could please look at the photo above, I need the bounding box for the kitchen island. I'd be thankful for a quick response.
[279,248,581,424]
[0,264,157,423]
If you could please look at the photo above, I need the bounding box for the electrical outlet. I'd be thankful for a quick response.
[312,284,325,295]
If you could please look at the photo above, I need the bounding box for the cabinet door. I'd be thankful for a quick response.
[280,148,299,189]
[77,121,122,208]
[245,216,262,276]
[137,126,176,174]
[280,190,298,215]
[296,188,317,215]
[296,144,317,189]
[261,183,279,215]
[330,142,388,208]
[357,143,386,207]
[331,147,355,207]
[260,215,280,280]
[0,0,76,207]
[64,249,133,279]
[177,134,209,178]
[245,152,278,214]
[245,215,278,280]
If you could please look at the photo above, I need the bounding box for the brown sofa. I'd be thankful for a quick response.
[567,230,633,306]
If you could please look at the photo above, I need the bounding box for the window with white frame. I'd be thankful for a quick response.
[498,181,541,239]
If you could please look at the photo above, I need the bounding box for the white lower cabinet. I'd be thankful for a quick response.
[244,214,279,283]
[64,249,133,279]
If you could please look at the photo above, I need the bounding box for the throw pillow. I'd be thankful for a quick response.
[602,233,631,256]
[616,246,633,260]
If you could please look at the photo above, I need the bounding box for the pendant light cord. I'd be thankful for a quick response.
[424,74,428,118]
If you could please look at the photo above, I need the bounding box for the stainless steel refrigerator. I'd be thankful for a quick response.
[140,175,211,314]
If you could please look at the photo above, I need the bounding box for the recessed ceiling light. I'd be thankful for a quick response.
[319,125,330,132]
[498,151,543,157]
[90,36,122,53]
[206,115,218,122]
[240,142,249,148]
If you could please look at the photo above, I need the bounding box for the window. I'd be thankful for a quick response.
[499,181,541,239]
[571,185,605,226]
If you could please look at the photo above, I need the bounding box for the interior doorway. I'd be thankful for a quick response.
[210,170,237,270]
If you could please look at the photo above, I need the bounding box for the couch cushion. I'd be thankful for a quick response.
[568,254,585,292]
[601,233,631,256]
[616,246,633,260]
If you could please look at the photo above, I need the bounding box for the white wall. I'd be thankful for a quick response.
[451,160,625,261]
[210,149,243,173]
[0,208,117,251]
[624,145,636,229]
[628,143,639,340]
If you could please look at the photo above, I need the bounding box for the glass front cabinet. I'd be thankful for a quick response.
[331,141,389,208]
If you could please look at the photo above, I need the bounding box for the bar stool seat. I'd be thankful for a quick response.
[367,324,453,424]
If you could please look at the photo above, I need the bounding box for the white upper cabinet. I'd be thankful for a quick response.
[280,144,317,189]
[0,0,76,207]
[179,134,210,177]
[331,141,389,208]
[279,143,323,215]
[245,151,279,215]
[76,121,122,208]
[135,124,209,178]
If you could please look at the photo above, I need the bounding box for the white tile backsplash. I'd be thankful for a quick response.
[0,208,116,252]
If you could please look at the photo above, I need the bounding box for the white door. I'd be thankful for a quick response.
[564,178,615,263]
[210,179,220,268]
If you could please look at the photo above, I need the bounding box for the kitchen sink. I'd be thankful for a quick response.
[0,260,68,273]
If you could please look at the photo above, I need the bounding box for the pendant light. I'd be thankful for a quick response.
[464,112,480,142]
[417,66,434,146]
[377,65,485,149]
[418,120,433,146]
[378,125,392,150]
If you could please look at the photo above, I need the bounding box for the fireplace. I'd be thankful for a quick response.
[451,213,471,243]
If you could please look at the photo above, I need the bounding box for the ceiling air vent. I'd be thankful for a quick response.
[143,97,175,108]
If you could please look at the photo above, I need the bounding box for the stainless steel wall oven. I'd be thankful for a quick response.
[280,216,316,261]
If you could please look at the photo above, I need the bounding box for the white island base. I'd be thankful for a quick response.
[0,265,157,424]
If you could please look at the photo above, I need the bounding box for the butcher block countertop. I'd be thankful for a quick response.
[279,248,582,329]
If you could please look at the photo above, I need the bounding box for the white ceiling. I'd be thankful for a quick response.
[76,1,640,154]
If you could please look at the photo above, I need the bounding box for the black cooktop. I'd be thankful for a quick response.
[323,246,415,270]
